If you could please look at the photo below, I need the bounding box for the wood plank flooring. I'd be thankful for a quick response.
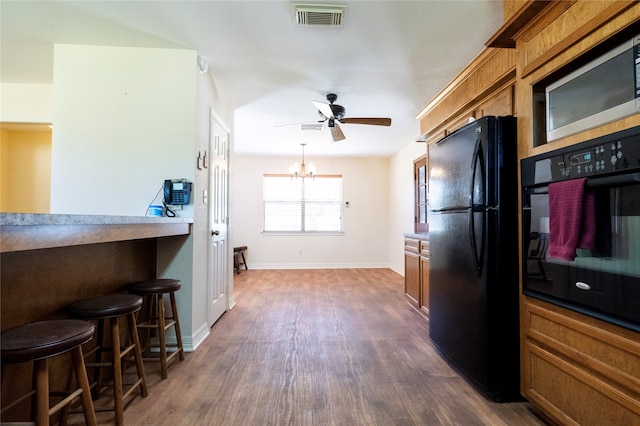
[82,268,549,425]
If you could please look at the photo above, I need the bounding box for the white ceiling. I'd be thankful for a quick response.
[1,1,504,157]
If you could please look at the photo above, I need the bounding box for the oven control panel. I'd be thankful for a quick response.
[523,126,640,186]
[551,132,640,180]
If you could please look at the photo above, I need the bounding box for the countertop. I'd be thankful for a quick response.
[1,213,192,252]
[403,232,429,240]
[1,213,193,226]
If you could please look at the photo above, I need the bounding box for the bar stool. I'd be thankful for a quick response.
[234,246,248,274]
[67,293,148,426]
[127,278,185,379]
[1,319,98,426]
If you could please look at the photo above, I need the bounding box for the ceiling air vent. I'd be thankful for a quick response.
[301,123,323,131]
[292,4,346,27]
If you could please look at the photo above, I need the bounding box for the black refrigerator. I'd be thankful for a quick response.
[427,116,521,402]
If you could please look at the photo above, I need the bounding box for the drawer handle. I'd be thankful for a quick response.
[575,281,591,291]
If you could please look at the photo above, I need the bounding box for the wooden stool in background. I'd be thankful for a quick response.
[234,246,248,274]
[127,278,185,379]
[1,319,98,426]
[67,293,148,426]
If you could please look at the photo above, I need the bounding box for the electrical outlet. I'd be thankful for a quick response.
[298,249,302,255]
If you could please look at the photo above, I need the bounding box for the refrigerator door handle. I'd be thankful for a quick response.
[469,138,486,277]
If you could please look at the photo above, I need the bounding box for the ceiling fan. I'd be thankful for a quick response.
[311,93,392,142]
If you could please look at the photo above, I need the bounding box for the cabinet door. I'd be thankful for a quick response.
[420,241,430,317]
[404,241,420,309]
[477,85,513,117]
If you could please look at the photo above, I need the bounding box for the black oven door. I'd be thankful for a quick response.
[522,174,640,332]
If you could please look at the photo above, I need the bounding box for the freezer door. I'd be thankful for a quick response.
[428,121,486,211]
[429,210,493,389]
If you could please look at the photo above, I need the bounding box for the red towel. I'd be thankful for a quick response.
[547,178,596,261]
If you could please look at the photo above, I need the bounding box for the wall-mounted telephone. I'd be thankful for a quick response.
[164,179,192,205]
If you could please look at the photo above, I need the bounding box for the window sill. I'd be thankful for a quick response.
[261,231,344,236]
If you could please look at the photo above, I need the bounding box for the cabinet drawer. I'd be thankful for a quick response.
[420,240,429,256]
[404,238,419,254]
[524,341,640,424]
[524,301,640,394]
[522,299,640,424]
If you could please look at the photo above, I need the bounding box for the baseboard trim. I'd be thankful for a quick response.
[246,263,391,270]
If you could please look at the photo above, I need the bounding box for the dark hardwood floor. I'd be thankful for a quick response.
[80,268,548,425]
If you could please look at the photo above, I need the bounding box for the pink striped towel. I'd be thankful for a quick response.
[547,178,595,261]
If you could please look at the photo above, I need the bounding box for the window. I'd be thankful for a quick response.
[263,175,342,233]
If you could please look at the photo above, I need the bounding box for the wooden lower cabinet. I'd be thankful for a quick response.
[404,238,420,309]
[522,298,640,425]
[404,237,429,318]
[419,240,429,318]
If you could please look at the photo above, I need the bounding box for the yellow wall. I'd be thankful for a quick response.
[0,125,52,213]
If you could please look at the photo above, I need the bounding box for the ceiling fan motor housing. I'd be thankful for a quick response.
[330,104,345,119]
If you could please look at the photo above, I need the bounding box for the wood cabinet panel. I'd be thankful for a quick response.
[477,85,513,118]
[404,249,420,309]
[525,342,640,425]
[419,240,429,318]
[404,237,429,317]
[520,1,637,78]
[417,48,516,140]
[522,298,640,424]
[404,238,420,309]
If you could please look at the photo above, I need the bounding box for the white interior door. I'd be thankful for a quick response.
[207,109,229,327]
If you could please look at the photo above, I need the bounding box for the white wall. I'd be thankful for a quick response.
[231,155,391,268]
[48,44,235,351]
[0,83,53,123]
[388,141,428,274]
[51,44,197,217]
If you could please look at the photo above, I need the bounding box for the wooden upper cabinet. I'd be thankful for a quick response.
[416,47,516,146]
[513,0,640,157]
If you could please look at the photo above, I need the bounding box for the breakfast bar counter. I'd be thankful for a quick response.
[0,213,192,330]
[1,213,193,419]
[1,213,192,252]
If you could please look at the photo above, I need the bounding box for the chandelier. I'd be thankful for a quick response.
[289,143,316,180]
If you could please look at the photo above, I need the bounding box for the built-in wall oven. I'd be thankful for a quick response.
[521,126,640,332]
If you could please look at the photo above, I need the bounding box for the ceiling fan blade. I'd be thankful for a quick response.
[330,122,346,142]
[274,120,323,129]
[340,117,392,126]
[312,100,335,119]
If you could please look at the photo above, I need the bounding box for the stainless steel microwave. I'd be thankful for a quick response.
[546,35,640,142]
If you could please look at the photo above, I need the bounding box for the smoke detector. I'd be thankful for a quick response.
[292,3,347,27]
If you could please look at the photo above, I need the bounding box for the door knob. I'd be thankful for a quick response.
[211,230,220,236]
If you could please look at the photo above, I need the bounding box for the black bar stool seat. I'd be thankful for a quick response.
[1,319,98,426]
[128,278,185,379]
[68,293,147,426]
